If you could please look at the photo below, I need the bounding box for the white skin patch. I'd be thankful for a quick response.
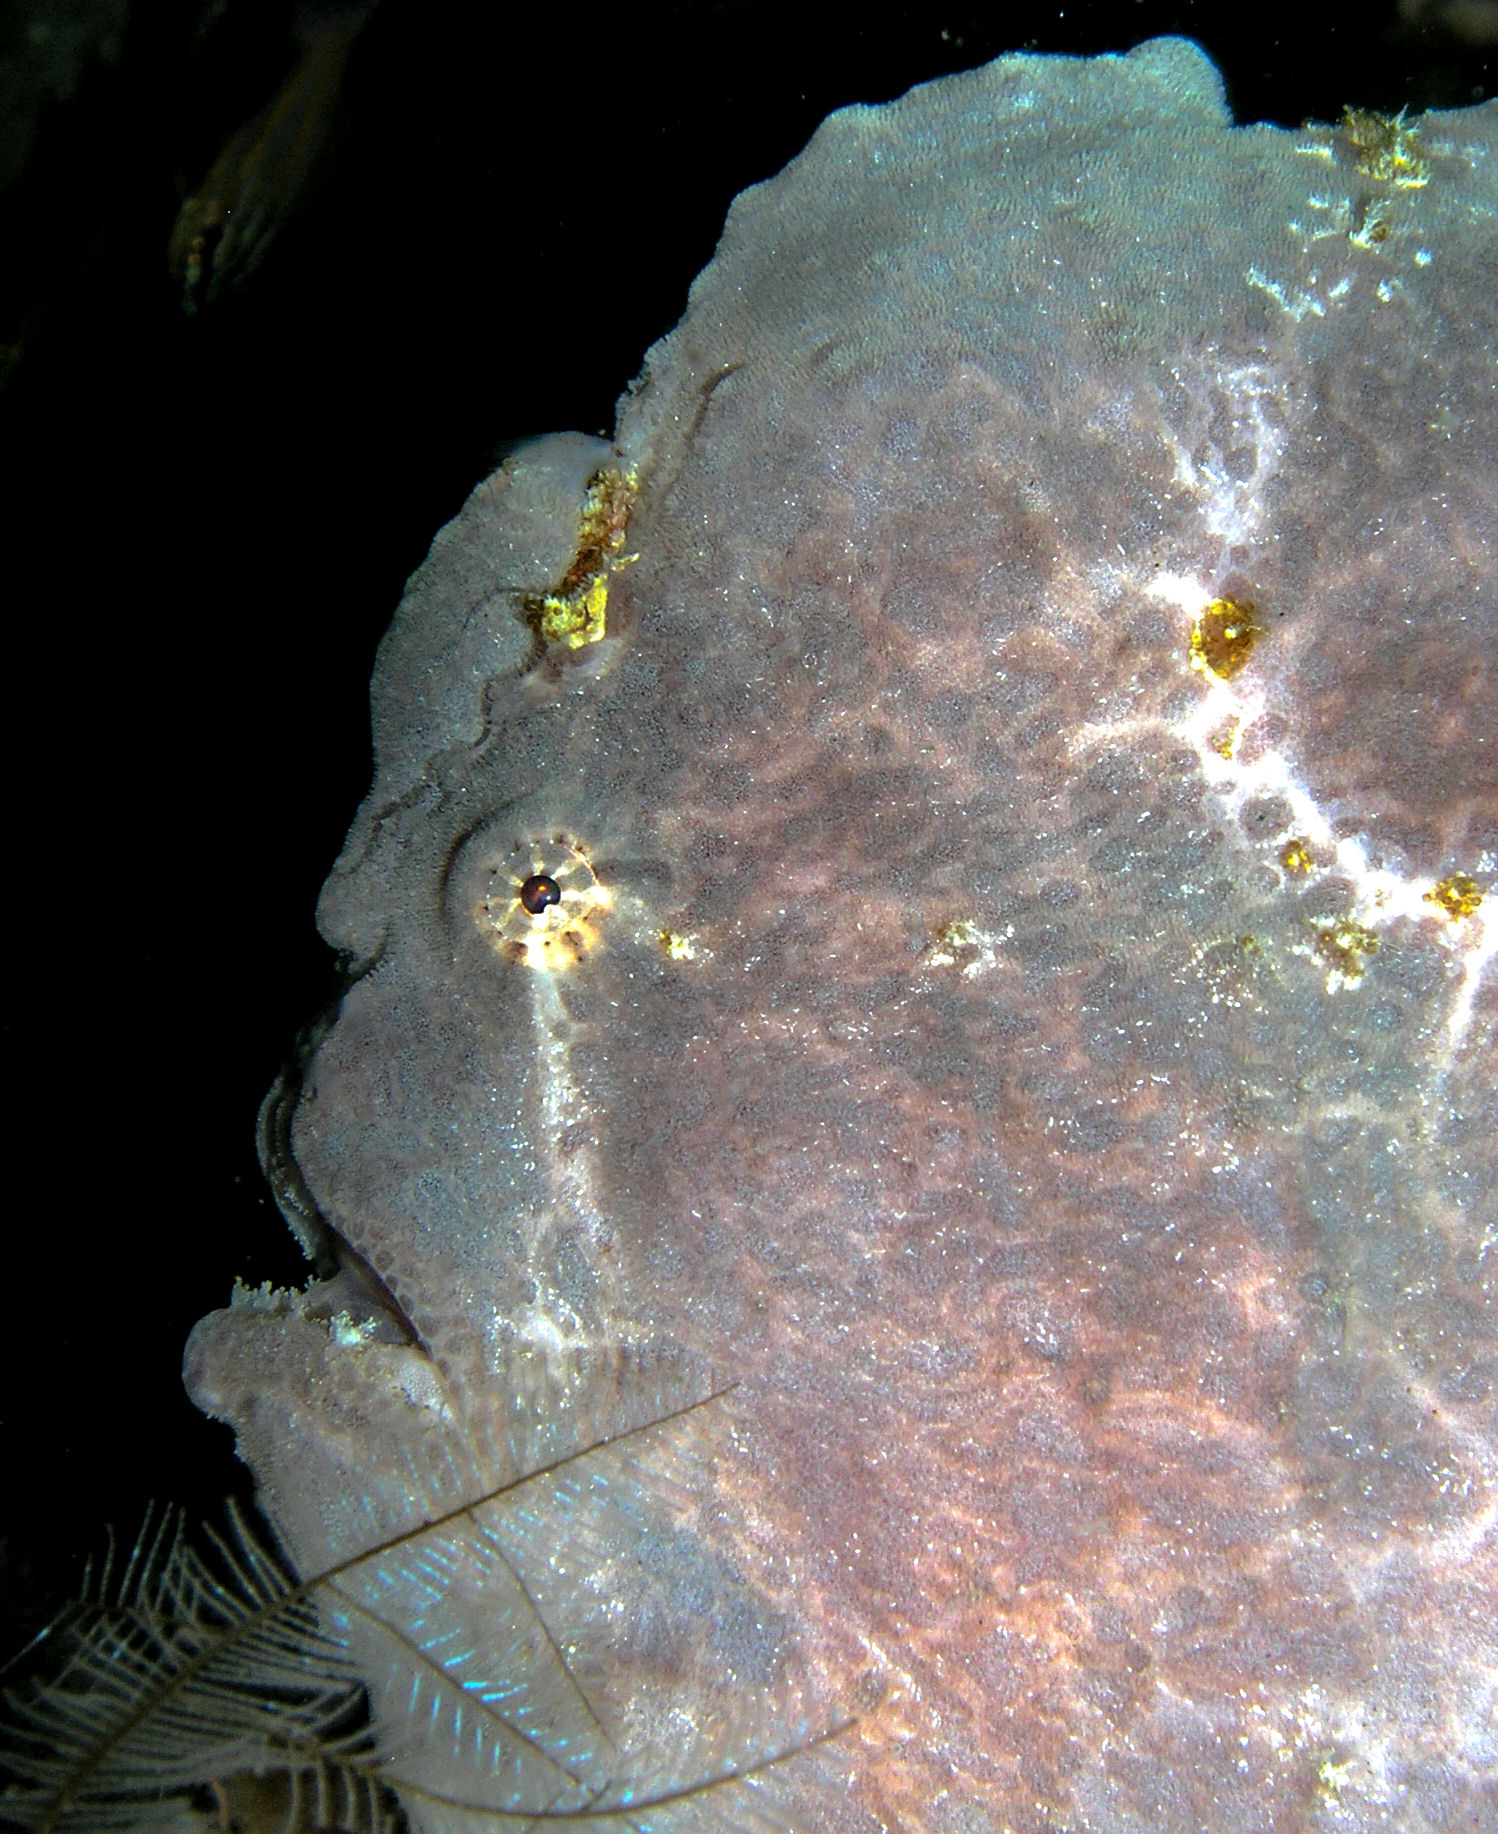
[1064,569,1495,1055]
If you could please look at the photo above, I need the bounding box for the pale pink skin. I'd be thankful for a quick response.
[188,41,1498,1834]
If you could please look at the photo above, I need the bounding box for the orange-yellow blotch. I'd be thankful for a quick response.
[1341,107,1430,189]
[522,466,638,649]
[1313,918,1380,981]
[1280,838,1315,876]
[1424,873,1484,920]
[1190,598,1262,682]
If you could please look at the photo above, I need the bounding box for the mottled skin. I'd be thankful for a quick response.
[187,40,1497,1834]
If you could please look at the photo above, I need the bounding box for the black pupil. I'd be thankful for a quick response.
[520,873,562,915]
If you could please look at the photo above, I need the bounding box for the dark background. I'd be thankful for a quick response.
[2,0,1493,1657]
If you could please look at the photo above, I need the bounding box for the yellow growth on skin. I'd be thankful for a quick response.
[1424,873,1484,920]
[926,918,1010,978]
[1189,598,1262,682]
[1348,200,1392,249]
[1318,1755,1355,1801]
[1209,717,1242,760]
[522,466,638,649]
[929,920,981,963]
[1312,918,1380,983]
[1340,107,1430,189]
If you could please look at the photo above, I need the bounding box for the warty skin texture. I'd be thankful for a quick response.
[187,39,1498,1833]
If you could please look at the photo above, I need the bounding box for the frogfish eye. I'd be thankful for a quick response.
[519,873,563,915]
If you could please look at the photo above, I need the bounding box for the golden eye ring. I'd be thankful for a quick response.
[478,837,609,969]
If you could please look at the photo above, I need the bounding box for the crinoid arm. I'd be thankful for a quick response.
[2,1361,845,1834]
